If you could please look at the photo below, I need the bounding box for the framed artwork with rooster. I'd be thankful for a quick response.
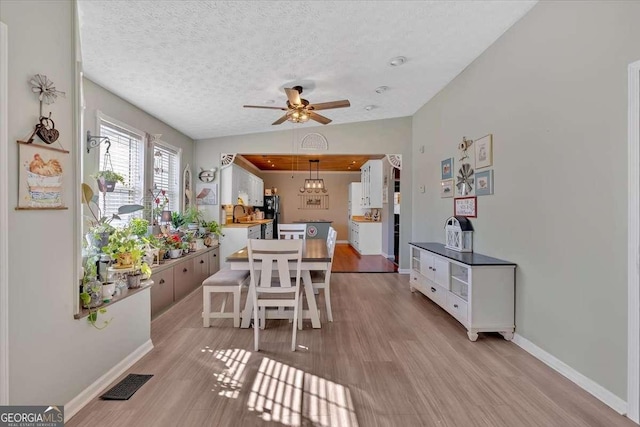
[16,141,68,210]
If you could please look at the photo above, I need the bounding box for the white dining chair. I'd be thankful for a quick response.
[248,238,303,352]
[310,226,337,322]
[278,223,307,240]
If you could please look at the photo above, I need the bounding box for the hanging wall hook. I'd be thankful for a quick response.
[86,130,111,153]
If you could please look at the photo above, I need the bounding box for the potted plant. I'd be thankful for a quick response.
[171,211,186,231]
[129,217,149,237]
[81,255,102,309]
[167,235,185,258]
[202,219,225,238]
[82,183,143,251]
[92,170,125,193]
[183,207,203,230]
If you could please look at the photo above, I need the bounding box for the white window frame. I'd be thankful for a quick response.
[152,139,182,217]
[95,111,145,224]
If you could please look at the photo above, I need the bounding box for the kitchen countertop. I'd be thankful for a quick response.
[351,216,381,223]
[293,219,333,223]
[223,218,273,228]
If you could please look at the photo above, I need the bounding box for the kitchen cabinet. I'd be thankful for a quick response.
[173,257,195,301]
[220,224,261,267]
[409,243,516,341]
[150,245,219,318]
[349,220,382,255]
[348,182,365,218]
[221,164,264,206]
[360,160,383,208]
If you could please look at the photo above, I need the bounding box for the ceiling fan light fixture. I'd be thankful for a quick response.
[389,56,407,66]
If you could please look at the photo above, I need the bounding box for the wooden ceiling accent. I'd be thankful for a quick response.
[239,154,385,172]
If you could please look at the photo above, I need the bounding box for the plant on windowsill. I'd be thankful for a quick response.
[82,183,144,251]
[201,219,225,238]
[102,226,152,288]
[129,217,150,238]
[166,234,187,258]
[171,211,186,231]
[92,170,125,193]
[183,206,204,230]
[80,255,112,330]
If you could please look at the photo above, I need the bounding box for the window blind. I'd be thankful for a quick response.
[153,143,180,214]
[98,120,144,226]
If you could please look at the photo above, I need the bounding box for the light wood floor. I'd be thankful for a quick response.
[68,273,633,427]
[332,244,397,273]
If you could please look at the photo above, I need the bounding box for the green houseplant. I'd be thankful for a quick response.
[202,219,224,238]
[102,225,152,288]
[183,207,204,229]
[92,170,125,193]
[80,255,111,329]
[171,211,186,230]
[82,183,144,250]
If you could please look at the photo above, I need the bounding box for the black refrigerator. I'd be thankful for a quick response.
[263,195,281,238]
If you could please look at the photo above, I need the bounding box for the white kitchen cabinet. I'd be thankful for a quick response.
[360,160,383,208]
[348,182,365,218]
[220,224,261,268]
[349,220,381,255]
[409,243,516,342]
[220,164,264,206]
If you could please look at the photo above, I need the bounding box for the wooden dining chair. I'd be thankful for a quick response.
[277,223,307,240]
[310,226,337,322]
[248,238,303,352]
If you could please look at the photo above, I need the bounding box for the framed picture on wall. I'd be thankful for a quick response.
[196,183,218,205]
[454,196,477,218]
[441,157,454,180]
[475,170,494,196]
[440,180,454,198]
[474,134,493,169]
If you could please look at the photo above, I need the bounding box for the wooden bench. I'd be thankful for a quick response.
[202,268,249,328]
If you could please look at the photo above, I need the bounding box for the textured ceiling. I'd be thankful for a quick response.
[78,1,536,140]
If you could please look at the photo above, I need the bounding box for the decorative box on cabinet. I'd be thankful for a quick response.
[409,242,516,341]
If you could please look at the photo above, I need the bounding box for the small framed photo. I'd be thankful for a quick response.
[441,157,453,180]
[454,196,477,218]
[474,134,493,169]
[440,180,454,198]
[475,170,494,196]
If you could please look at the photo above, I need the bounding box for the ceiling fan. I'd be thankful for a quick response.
[243,86,350,125]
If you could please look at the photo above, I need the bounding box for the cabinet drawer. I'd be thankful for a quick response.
[446,292,468,326]
[194,253,210,285]
[173,258,195,301]
[424,282,447,307]
[209,247,220,276]
[150,268,174,318]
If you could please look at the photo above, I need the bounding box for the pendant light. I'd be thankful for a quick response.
[300,159,326,193]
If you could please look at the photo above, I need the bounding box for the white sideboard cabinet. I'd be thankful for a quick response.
[409,242,516,341]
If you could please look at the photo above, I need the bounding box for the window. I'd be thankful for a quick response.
[98,118,144,225]
[152,142,180,219]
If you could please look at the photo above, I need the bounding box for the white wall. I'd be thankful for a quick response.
[1,0,151,406]
[83,78,194,209]
[412,0,640,400]
[196,117,413,267]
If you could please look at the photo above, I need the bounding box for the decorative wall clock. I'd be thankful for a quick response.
[456,163,474,196]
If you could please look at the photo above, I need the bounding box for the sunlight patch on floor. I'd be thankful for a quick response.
[247,356,358,426]
[202,347,251,399]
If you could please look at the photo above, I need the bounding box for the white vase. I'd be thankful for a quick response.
[102,283,116,301]
[169,249,182,259]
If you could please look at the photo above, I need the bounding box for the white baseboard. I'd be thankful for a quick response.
[398,268,410,274]
[512,333,627,415]
[65,339,154,422]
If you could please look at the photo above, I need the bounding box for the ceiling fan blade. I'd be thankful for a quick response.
[284,88,302,107]
[243,105,287,110]
[308,100,351,111]
[309,111,332,125]
[272,114,289,125]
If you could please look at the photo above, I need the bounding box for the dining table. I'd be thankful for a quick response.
[226,238,331,329]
